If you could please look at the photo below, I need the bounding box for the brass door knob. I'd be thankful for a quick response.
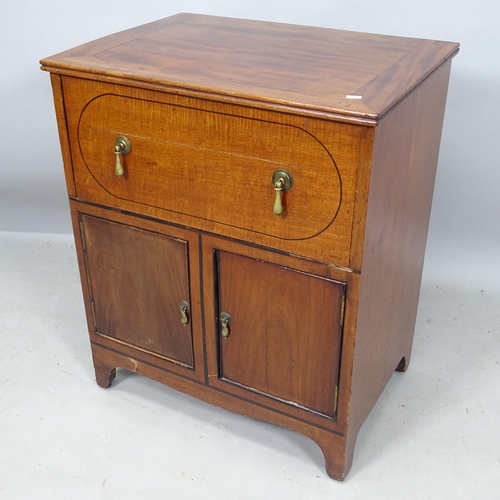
[271,169,293,215]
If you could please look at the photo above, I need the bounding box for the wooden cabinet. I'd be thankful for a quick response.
[41,13,458,480]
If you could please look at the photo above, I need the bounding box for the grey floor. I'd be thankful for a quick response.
[1,230,499,499]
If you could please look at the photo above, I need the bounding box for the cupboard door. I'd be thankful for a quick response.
[81,215,194,367]
[215,250,345,418]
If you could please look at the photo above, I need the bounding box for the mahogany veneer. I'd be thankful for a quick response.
[41,13,458,480]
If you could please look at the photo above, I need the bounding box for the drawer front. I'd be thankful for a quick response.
[78,95,341,241]
[63,77,364,267]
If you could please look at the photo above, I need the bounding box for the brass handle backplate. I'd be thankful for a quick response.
[179,300,190,326]
[114,136,131,177]
[220,312,232,338]
[271,169,293,215]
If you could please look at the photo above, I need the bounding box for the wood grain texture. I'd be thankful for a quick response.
[49,74,76,197]
[41,14,458,122]
[78,90,342,241]
[81,215,194,367]
[90,341,351,480]
[70,200,206,382]
[202,233,360,435]
[217,250,345,418]
[62,76,361,267]
[92,355,116,388]
[43,16,459,481]
[345,60,454,461]
[347,125,376,270]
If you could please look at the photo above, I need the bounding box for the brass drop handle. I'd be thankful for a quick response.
[271,169,293,215]
[179,300,190,326]
[220,312,232,338]
[114,136,131,177]
[273,178,285,215]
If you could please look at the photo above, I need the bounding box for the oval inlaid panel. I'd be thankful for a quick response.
[78,94,342,240]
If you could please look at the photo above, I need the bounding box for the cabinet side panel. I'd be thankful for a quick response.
[347,61,453,449]
[49,73,76,197]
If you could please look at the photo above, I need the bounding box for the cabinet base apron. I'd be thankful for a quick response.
[90,342,355,481]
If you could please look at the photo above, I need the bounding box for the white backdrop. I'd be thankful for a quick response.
[1,0,499,283]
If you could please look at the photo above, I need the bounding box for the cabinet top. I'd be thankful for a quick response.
[40,13,459,124]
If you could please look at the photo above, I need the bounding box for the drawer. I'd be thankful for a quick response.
[63,78,363,267]
[79,95,342,241]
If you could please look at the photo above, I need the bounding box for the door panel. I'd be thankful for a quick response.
[81,215,194,367]
[216,250,345,418]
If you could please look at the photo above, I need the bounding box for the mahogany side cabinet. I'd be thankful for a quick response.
[41,14,459,480]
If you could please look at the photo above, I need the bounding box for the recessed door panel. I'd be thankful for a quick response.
[216,250,345,418]
[81,215,194,367]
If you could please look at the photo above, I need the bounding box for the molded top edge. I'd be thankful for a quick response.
[40,13,459,122]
